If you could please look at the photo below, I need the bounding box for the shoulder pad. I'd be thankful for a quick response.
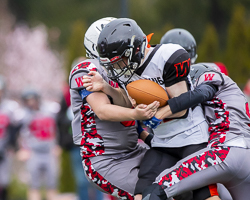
[69,61,98,90]
[196,71,224,87]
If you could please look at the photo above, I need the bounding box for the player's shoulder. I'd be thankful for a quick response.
[70,58,100,76]
[69,59,102,90]
[152,43,188,64]
[160,43,185,52]
[159,43,186,57]
[196,70,224,87]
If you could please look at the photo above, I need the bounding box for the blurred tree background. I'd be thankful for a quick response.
[3,0,250,87]
[1,0,250,199]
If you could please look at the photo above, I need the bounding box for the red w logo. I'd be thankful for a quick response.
[204,74,215,81]
[174,58,190,77]
[75,77,83,87]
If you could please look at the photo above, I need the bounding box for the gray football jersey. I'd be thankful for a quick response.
[194,69,250,148]
[69,59,140,159]
[20,107,57,153]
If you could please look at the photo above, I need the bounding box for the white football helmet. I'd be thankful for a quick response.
[84,17,117,59]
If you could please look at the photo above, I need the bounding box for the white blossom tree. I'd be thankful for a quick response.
[2,24,66,102]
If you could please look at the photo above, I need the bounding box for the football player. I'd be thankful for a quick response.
[160,28,232,200]
[86,18,220,200]
[160,28,229,75]
[69,17,161,200]
[140,63,250,200]
[18,89,60,200]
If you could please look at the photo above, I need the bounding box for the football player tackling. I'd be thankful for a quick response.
[69,17,160,200]
[140,63,250,200]
[84,18,220,200]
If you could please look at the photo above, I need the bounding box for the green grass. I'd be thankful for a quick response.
[8,176,28,200]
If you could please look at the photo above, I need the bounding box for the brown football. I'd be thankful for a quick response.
[126,79,169,107]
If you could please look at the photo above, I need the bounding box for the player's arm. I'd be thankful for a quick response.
[82,71,131,107]
[155,82,218,119]
[141,48,191,128]
[85,91,160,121]
[161,48,191,118]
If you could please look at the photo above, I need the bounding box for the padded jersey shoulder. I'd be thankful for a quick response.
[195,71,224,88]
[159,44,191,87]
[69,59,108,91]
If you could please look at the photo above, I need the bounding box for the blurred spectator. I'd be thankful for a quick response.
[0,75,21,200]
[17,89,60,200]
[57,80,104,200]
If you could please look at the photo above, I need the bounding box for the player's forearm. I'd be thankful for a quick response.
[168,82,217,114]
[94,104,137,121]
[155,104,187,119]
[102,83,131,107]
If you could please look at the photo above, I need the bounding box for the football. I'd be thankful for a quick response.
[126,79,169,107]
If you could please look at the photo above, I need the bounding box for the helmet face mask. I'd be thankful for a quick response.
[97,18,147,85]
[101,55,139,84]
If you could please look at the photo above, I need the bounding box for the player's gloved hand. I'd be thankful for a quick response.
[136,120,144,138]
[142,116,162,129]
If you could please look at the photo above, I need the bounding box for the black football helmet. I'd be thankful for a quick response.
[97,18,147,84]
[160,28,197,64]
[189,63,216,85]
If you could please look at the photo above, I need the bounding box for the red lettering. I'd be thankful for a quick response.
[174,58,190,77]
[120,120,136,127]
[109,80,119,88]
[75,77,83,87]
[204,74,215,81]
